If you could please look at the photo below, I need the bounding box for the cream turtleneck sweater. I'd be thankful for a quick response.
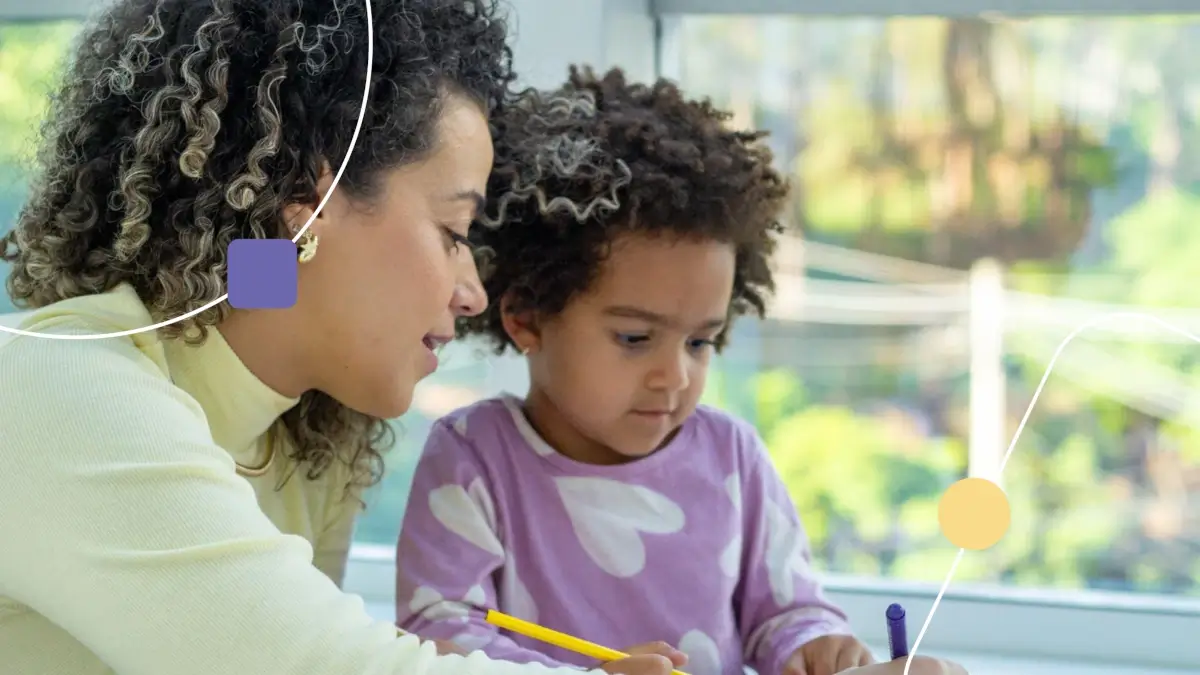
[0,284,580,675]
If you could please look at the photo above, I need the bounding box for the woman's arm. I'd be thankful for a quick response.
[0,334,582,675]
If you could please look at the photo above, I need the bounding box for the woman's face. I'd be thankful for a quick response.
[292,92,493,418]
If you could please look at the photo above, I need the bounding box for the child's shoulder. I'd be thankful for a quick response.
[418,396,530,473]
[688,404,762,442]
[430,395,521,440]
[687,404,771,462]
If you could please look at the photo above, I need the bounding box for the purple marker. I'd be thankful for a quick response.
[886,603,909,661]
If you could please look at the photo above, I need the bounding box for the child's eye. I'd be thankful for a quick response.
[688,338,717,353]
[614,332,650,348]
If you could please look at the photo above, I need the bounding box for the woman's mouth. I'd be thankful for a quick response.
[420,334,452,374]
[423,333,453,350]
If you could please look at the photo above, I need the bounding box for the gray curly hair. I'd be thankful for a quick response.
[480,88,629,230]
[463,66,787,353]
[2,0,517,493]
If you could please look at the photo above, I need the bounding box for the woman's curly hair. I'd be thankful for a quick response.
[1,0,515,493]
[463,66,788,352]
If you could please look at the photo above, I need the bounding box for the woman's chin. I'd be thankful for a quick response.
[332,373,416,420]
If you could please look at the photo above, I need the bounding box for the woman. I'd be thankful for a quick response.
[0,1,970,674]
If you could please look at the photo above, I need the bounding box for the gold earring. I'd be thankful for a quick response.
[296,229,319,263]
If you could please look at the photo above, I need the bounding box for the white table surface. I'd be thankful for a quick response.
[364,601,1192,675]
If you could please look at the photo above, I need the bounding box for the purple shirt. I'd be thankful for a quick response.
[395,396,852,675]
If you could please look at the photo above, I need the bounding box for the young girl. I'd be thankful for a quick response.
[395,68,966,675]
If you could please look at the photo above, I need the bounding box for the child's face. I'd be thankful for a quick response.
[522,232,736,464]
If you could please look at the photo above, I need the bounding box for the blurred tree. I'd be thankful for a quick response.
[677,14,1200,595]
[798,18,1117,269]
[0,21,79,313]
[751,368,970,580]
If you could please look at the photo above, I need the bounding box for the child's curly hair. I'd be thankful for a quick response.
[1,0,515,493]
[463,66,788,352]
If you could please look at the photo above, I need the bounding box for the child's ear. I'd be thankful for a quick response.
[499,293,540,355]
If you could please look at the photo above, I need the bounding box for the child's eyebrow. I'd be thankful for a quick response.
[602,305,725,331]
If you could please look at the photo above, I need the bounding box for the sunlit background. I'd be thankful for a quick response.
[659,14,1200,596]
[3,11,1200,609]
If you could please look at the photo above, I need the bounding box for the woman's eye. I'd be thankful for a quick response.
[440,226,473,253]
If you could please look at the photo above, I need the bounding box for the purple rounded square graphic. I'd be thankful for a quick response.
[227,239,298,309]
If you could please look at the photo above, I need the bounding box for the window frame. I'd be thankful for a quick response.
[0,0,94,21]
[652,0,1200,15]
[653,2,1200,670]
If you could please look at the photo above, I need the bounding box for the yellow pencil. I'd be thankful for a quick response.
[485,610,689,675]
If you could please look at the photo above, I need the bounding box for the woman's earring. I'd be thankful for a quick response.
[296,229,319,264]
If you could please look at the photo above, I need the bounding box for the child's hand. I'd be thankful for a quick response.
[415,636,466,656]
[431,639,467,655]
[597,642,688,675]
[837,656,969,675]
[782,635,875,675]
[623,641,689,666]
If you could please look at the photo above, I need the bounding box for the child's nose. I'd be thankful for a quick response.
[648,351,690,392]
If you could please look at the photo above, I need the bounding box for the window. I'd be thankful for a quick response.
[7,0,1200,669]
[0,19,80,313]
[655,5,1200,668]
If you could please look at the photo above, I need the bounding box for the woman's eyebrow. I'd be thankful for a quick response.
[441,188,486,217]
